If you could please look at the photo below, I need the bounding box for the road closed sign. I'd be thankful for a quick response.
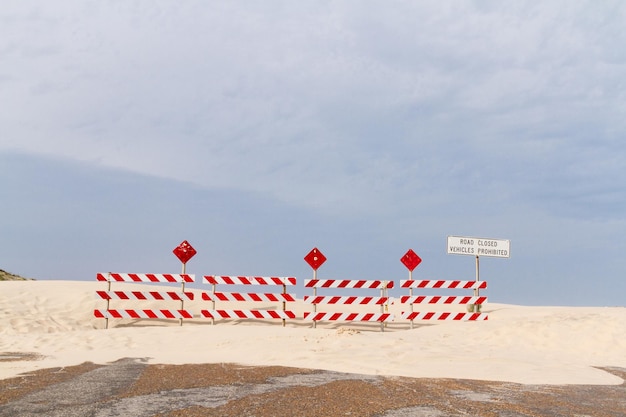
[447,236,510,258]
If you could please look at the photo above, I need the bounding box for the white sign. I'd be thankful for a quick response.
[447,236,510,258]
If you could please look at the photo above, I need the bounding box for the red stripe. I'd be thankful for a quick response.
[159,310,174,319]
[96,273,108,281]
[94,310,105,318]
[361,313,374,321]
[124,309,139,319]
[328,313,342,320]
[109,310,123,318]
[96,291,110,300]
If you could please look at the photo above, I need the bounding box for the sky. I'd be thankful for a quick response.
[1,1,625,306]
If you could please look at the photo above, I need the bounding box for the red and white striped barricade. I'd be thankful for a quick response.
[398,280,488,326]
[201,276,297,326]
[303,279,393,332]
[95,273,195,328]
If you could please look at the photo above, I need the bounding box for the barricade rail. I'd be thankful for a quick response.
[304,279,394,332]
[95,272,195,328]
[201,275,297,326]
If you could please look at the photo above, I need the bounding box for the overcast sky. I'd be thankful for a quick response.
[1,1,625,306]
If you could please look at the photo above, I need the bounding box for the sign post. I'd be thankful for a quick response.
[400,249,422,329]
[447,236,510,312]
[173,240,197,325]
[304,247,327,329]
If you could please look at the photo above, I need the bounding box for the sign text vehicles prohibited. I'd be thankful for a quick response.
[447,236,510,258]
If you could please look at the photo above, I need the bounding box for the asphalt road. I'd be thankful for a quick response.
[1,358,625,417]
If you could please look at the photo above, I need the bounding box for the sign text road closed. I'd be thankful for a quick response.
[447,236,511,258]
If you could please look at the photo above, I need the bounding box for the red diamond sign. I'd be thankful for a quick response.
[173,240,197,264]
[401,249,422,271]
[304,247,327,270]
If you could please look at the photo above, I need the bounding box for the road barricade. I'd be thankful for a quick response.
[94,273,195,328]
[398,280,488,327]
[200,276,297,326]
[303,279,393,331]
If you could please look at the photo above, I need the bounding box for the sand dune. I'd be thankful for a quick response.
[1,280,624,385]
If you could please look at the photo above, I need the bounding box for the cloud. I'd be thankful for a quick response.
[1,1,625,305]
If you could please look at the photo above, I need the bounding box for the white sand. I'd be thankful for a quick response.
[1,280,625,385]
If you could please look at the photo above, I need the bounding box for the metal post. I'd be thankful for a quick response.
[211,283,216,325]
[105,274,111,330]
[282,282,287,328]
[380,283,385,332]
[474,255,480,313]
[313,269,317,329]
[409,269,414,329]
[180,263,186,326]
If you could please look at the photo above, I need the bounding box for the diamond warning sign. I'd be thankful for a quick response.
[173,240,197,264]
[401,249,422,271]
[304,247,327,270]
